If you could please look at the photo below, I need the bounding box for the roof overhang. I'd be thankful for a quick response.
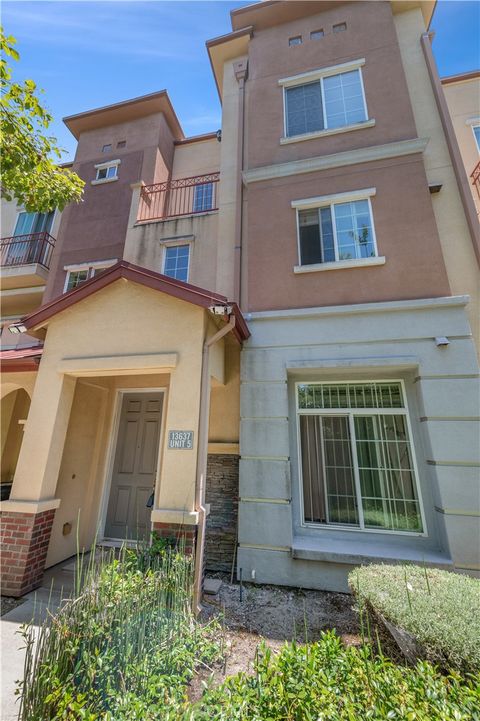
[64,90,184,141]
[441,70,480,86]
[20,261,250,344]
[0,346,43,373]
[230,1,436,32]
[206,26,253,100]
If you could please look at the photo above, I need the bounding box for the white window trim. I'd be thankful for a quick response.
[278,58,366,87]
[471,123,480,152]
[92,159,121,185]
[280,119,376,145]
[63,259,117,292]
[280,58,371,143]
[294,256,385,274]
[295,379,427,537]
[293,189,379,270]
[162,242,191,282]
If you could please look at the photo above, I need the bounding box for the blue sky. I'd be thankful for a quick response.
[3,0,479,161]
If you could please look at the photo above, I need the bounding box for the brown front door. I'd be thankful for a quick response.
[104,392,163,540]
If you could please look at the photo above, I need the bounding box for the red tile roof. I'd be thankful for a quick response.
[0,345,43,372]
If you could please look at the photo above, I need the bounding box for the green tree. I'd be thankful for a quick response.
[1,28,84,212]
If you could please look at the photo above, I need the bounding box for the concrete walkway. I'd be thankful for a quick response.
[1,563,77,720]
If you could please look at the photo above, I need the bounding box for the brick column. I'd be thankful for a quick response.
[152,522,197,555]
[1,509,56,597]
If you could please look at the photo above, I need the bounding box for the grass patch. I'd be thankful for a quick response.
[18,548,222,720]
[187,632,480,720]
[349,564,480,674]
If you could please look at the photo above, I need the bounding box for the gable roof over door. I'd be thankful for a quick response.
[21,261,250,343]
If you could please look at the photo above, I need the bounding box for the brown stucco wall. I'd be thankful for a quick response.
[44,112,176,303]
[245,154,451,311]
[245,1,418,169]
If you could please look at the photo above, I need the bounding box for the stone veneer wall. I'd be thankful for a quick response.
[1,509,56,596]
[205,453,239,572]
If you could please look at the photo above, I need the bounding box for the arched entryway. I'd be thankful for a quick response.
[1,388,31,500]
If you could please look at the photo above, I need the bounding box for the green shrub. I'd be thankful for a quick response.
[18,548,222,720]
[349,564,480,674]
[187,632,480,721]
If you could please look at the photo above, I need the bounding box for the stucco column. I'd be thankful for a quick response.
[0,367,76,596]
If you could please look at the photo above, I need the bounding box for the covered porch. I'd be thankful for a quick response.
[0,262,248,597]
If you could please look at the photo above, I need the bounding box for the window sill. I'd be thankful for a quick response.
[294,256,385,274]
[91,177,118,186]
[280,118,376,145]
[292,536,452,567]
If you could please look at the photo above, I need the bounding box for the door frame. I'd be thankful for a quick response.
[98,387,167,542]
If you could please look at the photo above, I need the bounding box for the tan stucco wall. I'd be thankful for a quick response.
[394,8,480,351]
[172,137,220,178]
[1,388,30,483]
[442,77,480,214]
[0,371,37,401]
[8,280,233,565]
[209,340,240,444]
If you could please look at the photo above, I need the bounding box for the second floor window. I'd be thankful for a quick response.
[163,245,190,282]
[193,182,214,213]
[297,197,376,266]
[473,124,480,152]
[13,211,54,236]
[64,260,116,292]
[96,165,118,181]
[283,64,367,138]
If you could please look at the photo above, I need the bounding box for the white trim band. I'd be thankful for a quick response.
[243,137,429,184]
[294,256,385,273]
[278,58,366,87]
[291,187,376,210]
[280,119,375,145]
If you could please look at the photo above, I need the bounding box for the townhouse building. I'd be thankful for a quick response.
[1,0,479,598]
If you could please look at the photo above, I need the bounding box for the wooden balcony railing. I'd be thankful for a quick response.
[137,172,219,222]
[471,160,480,199]
[0,232,55,269]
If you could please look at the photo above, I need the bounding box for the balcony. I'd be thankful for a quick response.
[0,232,55,290]
[137,172,219,223]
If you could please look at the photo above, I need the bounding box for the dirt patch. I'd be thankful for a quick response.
[202,575,359,643]
[189,575,363,700]
[0,595,25,617]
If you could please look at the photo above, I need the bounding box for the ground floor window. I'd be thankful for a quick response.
[297,381,424,533]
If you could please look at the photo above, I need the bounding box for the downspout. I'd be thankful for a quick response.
[233,59,248,306]
[193,314,236,613]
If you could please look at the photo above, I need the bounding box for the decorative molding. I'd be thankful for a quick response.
[243,137,429,184]
[207,442,240,455]
[294,256,385,274]
[291,187,376,209]
[0,498,61,514]
[278,58,366,87]
[150,509,199,525]
[245,294,470,322]
[280,119,375,145]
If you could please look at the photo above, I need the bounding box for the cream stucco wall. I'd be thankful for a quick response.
[172,137,220,179]
[442,77,480,214]
[394,9,480,352]
[5,278,241,566]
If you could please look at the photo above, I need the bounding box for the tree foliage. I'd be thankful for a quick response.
[1,28,84,212]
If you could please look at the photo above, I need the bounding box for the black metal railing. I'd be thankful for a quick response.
[0,232,55,269]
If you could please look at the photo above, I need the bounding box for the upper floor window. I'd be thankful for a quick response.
[472,124,480,152]
[193,182,214,213]
[333,22,347,33]
[289,35,302,46]
[92,159,120,185]
[297,381,424,534]
[292,188,384,272]
[102,144,112,153]
[163,244,190,282]
[64,260,116,292]
[280,59,370,140]
[13,211,54,236]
